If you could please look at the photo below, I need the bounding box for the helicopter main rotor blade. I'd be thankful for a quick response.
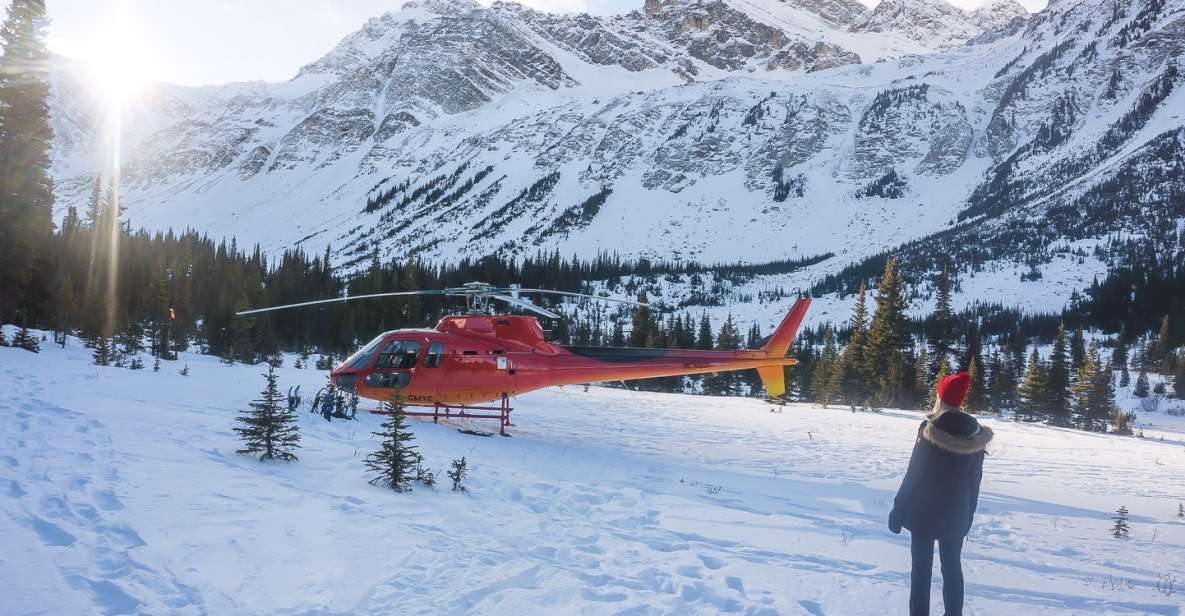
[235,290,447,316]
[514,288,652,308]
[489,293,563,319]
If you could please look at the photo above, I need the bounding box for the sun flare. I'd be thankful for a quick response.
[86,32,156,108]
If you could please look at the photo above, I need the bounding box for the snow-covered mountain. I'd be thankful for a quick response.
[48,0,1185,321]
[850,0,1027,46]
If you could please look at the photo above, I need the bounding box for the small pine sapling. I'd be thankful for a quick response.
[365,392,419,492]
[179,364,190,376]
[234,365,301,461]
[92,338,113,366]
[153,356,161,372]
[448,457,469,493]
[12,326,39,352]
[1178,503,1183,519]
[414,453,437,489]
[129,357,145,370]
[1111,409,1135,435]
[0,326,8,346]
[1112,505,1130,539]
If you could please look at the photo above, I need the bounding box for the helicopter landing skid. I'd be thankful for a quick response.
[370,394,513,436]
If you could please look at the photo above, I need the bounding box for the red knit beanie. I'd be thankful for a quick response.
[937,372,971,408]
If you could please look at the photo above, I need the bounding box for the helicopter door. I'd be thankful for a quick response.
[419,341,446,404]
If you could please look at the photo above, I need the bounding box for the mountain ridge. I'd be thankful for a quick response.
[47,0,1184,323]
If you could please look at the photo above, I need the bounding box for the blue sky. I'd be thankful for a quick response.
[38,0,1042,87]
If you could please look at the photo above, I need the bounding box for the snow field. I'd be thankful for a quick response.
[1,331,1183,615]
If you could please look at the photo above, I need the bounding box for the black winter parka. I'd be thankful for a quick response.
[889,409,993,540]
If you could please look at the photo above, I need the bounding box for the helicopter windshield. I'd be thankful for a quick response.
[343,335,385,370]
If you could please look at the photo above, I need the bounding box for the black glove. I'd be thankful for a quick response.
[888,510,902,534]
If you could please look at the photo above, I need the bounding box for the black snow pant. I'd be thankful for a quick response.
[910,533,964,616]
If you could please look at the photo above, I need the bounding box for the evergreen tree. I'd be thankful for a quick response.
[1148,315,1172,373]
[413,452,437,489]
[839,283,870,408]
[1070,329,1086,375]
[0,326,7,346]
[1175,356,1185,399]
[1133,367,1150,398]
[628,291,653,348]
[1111,408,1135,435]
[1016,347,1046,421]
[0,0,55,324]
[811,326,841,407]
[83,174,103,228]
[609,320,625,347]
[365,392,419,492]
[912,342,930,406]
[117,319,145,356]
[928,263,955,375]
[91,337,113,366]
[448,457,469,493]
[1111,335,1130,387]
[1046,323,1073,426]
[865,258,910,408]
[696,312,713,350]
[12,325,38,352]
[153,356,161,373]
[987,349,1017,415]
[704,315,741,395]
[964,356,984,414]
[1072,340,1113,432]
[234,366,301,461]
[927,355,952,411]
[1006,325,1027,376]
[1111,505,1130,539]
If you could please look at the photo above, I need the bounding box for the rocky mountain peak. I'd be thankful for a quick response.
[970,0,1029,29]
[850,0,1020,47]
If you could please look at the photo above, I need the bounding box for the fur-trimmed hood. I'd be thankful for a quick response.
[922,409,993,455]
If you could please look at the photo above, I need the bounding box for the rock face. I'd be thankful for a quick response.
[850,0,1026,47]
[47,0,1185,287]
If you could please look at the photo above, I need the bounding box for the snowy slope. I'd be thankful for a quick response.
[3,333,1184,614]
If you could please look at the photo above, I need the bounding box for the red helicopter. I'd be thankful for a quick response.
[239,283,810,435]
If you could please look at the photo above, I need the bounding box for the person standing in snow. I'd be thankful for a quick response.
[321,384,335,422]
[888,372,993,616]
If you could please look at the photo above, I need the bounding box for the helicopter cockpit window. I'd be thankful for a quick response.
[344,336,385,370]
[424,342,444,368]
[375,340,421,369]
[364,371,411,389]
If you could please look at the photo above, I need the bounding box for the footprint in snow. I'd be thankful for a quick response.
[93,489,123,511]
[65,575,142,616]
[23,515,77,547]
[698,554,725,570]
